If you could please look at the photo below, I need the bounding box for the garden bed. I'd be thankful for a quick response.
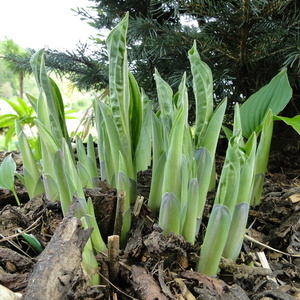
[0,147,299,299]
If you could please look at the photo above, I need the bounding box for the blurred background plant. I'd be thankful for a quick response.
[0,40,96,151]
[0,97,36,150]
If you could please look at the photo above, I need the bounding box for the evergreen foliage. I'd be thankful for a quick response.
[2,1,299,112]
[0,39,32,98]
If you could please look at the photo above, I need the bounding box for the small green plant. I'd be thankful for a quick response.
[17,228,44,253]
[10,49,106,285]
[98,14,293,277]
[0,97,36,149]
[15,121,44,199]
[240,69,292,206]
[149,44,227,245]
[94,14,152,246]
[0,154,20,205]
[196,106,258,275]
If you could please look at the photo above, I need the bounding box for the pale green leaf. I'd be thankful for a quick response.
[158,192,181,235]
[129,71,143,152]
[54,150,72,216]
[202,98,227,155]
[81,217,101,286]
[86,197,106,253]
[274,115,300,135]
[182,178,199,244]
[196,204,232,276]
[193,147,213,219]
[155,69,174,132]
[0,114,17,127]
[0,154,16,190]
[240,68,292,138]
[148,152,166,216]
[188,41,213,147]
[222,202,250,261]
[106,12,131,155]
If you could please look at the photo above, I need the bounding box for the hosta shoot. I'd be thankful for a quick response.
[94,12,152,244]
[6,13,295,283]
[11,48,107,285]
[15,120,44,199]
[0,154,20,205]
[148,42,226,241]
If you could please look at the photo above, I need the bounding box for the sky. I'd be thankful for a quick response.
[0,0,99,51]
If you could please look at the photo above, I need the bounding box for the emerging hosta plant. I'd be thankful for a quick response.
[150,47,227,244]
[94,13,152,246]
[10,49,107,285]
[101,14,293,276]
[2,13,294,284]
[196,106,258,275]
[240,69,292,206]
[0,154,20,205]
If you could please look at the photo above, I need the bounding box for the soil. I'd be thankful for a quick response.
[0,139,300,300]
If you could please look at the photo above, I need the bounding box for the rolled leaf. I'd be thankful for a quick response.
[196,204,232,276]
[188,41,213,147]
[251,110,273,206]
[54,151,72,216]
[81,217,101,286]
[193,147,213,221]
[0,154,20,205]
[86,197,107,253]
[215,138,240,214]
[148,152,166,216]
[129,71,143,153]
[158,193,181,235]
[30,49,70,150]
[162,107,184,199]
[181,178,199,244]
[134,99,152,172]
[15,121,44,198]
[154,69,174,133]
[117,170,132,247]
[222,202,250,261]
[106,12,131,157]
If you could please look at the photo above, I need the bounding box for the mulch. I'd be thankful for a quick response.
[0,148,299,299]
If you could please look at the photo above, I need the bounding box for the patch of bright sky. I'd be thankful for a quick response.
[0,0,100,51]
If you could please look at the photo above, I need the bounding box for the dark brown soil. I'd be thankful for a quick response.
[0,145,300,299]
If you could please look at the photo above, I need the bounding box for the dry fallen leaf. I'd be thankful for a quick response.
[288,193,300,203]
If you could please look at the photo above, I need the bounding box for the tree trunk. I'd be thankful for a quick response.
[19,72,24,99]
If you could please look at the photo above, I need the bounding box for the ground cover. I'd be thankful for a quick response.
[0,138,299,299]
